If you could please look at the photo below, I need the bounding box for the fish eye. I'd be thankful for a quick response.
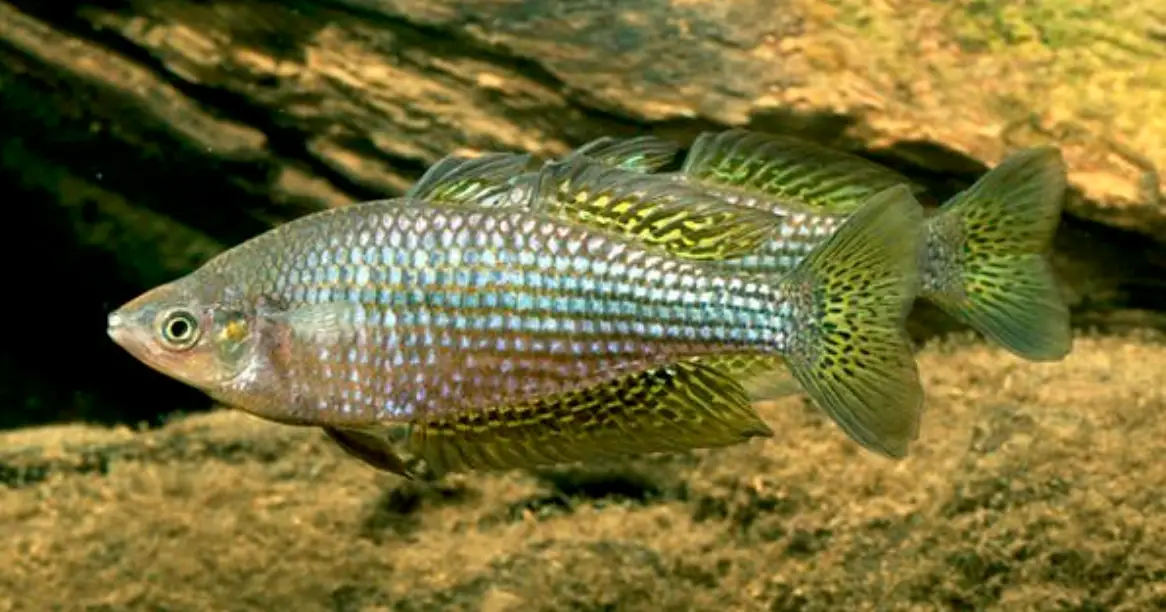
[158,309,201,349]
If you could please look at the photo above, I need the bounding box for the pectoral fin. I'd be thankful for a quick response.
[277,303,360,346]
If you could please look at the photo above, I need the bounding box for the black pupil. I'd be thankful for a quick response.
[168,317,191,340]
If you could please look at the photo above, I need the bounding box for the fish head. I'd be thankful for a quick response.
[106,279,262,394]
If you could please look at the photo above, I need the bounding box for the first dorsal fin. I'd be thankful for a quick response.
[406,152,536,207]
[682,128,920,214]
[531,156,783,261]
[564,134,681,173]
[405,360,774,477]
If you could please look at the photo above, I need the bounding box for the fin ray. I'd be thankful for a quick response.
[406,152,535,207]
[564,134,681,173]
[322,426,417,479]
[923,147,1071,361]
[535,156,782,260]
[775,184,926,458]
[405,361,774,476]
[690,355,799,402]
[279,303,360,346]
[682,129,919,214]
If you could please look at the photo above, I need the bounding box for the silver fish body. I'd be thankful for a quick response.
[109,156,927,474]
[199,201,792,426]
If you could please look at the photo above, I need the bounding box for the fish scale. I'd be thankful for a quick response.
[203,202,784,425]
[709,202,845,274]
[669,129,1072,362]
[426,128,1070,364]
[108,157,927,476]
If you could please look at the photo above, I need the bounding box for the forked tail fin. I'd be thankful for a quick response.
[774,184,925,459]
[922,147,1070,362]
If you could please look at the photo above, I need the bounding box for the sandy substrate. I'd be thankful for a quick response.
[2,333,1164,611]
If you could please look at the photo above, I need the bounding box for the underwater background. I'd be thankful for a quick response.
[1,1,1164,610]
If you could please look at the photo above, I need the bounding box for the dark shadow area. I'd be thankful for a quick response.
[0,166,213,430]
[481,464,686,525]
[4,0,393,207]
[360,479,474,541]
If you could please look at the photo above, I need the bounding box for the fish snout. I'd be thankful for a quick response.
[106,311,130,343]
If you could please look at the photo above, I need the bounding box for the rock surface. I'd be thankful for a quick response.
[1,2,1164,419]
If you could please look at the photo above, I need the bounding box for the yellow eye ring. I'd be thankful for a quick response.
[158,309,201,350]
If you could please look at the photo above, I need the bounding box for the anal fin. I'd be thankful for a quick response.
[690,355,802,402]
[405,361,775,477]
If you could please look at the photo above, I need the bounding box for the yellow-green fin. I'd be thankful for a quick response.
[405,135,678,210]
[322,426,418,479]
[406,152,535,207]
[775,184,925,459]
[405,361,774,477]
[564,134,681,173]
[923,147,1071,361]
[682,128,920,215]
[689,355,800,402]
[532,156,783,261]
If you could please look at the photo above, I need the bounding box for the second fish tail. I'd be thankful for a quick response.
[922,147,1071,362]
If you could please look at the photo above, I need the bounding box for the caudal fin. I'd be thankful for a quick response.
[776,184,925,459]
[923,147,1070,362]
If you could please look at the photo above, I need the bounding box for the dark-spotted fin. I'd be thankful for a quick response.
[404,361,774,477]
[773,184,925,459]
[531,156,783,261]
[922,147,1071,361]
[682,128,919,215]
[689,355,800,402]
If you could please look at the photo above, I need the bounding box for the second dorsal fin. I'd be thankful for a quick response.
[531,156,782,261]
[682,128,920,214]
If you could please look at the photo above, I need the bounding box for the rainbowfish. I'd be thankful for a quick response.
[414,129,1072,362]
[106,161,925,478]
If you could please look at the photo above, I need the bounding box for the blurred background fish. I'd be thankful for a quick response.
[413,128,1072,363]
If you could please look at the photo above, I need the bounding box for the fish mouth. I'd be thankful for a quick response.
[106,311,129,344]
[106,311,146,357]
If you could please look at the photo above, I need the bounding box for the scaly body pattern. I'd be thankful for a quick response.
[414,129,1072,363]
[108,163,925,478]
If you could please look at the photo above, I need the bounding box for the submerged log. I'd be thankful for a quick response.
[1,0,1164,427]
